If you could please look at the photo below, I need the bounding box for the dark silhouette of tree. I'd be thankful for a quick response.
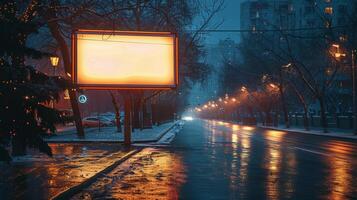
[0,0,67,161]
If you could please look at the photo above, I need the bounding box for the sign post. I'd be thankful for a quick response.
[72,30,178,145]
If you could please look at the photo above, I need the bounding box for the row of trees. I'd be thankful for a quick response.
[0,0,223,161]
[219,1,357,132]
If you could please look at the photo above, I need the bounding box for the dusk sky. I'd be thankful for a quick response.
[199,0,243,44]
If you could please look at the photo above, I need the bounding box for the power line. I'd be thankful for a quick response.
[187,25,351,33]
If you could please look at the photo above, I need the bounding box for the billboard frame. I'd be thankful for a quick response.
[71,29,179,90]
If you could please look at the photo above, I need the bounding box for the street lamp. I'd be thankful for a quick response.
[331,44,357,134]
[49,55,59,109]
[50,55,59,76]
[352,50,357,135]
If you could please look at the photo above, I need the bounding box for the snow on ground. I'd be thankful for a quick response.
[259,124,357,140]
[46,122,180,142]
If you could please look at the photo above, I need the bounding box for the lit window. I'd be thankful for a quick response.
[325,7,333,14]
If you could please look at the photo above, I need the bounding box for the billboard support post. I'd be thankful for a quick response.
[124,92,132,145]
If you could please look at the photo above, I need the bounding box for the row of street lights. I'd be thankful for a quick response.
[195,86,250,114]
[194,82,281,115]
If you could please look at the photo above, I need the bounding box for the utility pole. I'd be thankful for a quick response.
[352,50,357,135]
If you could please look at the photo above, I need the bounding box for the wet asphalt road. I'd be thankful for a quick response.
[74,119,357,200]
[173,120,357,200]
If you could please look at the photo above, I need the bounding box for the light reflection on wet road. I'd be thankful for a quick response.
[73,119,357,199]
[174,120,357,199]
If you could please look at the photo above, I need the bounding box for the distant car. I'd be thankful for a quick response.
[100,113,116,123]
[100,112,123,124]
[82,116,113,127]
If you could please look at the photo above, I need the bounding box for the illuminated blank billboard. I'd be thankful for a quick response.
[72,30,178,89]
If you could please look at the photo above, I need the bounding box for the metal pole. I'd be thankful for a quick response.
[352,50,357,135]
[124,92,132,145]
[52,66,56,109]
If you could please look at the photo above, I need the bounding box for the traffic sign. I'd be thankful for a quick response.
[78,95,87,104]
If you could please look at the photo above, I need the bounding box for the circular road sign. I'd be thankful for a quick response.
[78,95,87,104]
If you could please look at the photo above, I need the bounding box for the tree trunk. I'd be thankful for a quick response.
[318,96,328,133]
[109,91,121,132]
[279,70,290,128]
[294,87,310,130]
[139,100,144,130]
[302,101,310,131]
[42,7,84,138]
[11,134,26,156]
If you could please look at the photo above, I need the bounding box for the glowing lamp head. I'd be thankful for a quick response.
[334,52,346,58]
[50,56,60,67]
[269,83,278,89]
[332,44,340,48]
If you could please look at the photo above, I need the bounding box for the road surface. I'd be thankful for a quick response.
[74,119,357,199]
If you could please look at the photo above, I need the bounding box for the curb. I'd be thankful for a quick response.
[51,149,141,200]
[144,121,180,143]
[258,125,357,140]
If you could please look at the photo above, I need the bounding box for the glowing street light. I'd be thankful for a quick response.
[269,83,278,89]
[332,44,340,48]
[50,56,59,67]
[334,52,346,58]
[282,63,292,69]
[50,55,59,76]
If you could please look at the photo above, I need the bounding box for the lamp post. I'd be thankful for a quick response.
[50,56,59,75]
[352,50,357,135]
[331,44,357,134]
[50,56,59,108]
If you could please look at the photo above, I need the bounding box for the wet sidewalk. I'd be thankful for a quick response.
[0,143,134,200]
[45,122,178,143]
[72,148,186,200]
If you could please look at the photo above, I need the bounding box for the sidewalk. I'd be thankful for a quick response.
[45,122,178,143]
[0,143,136,200]
[258,124,357,140]
[0,122,182,200]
